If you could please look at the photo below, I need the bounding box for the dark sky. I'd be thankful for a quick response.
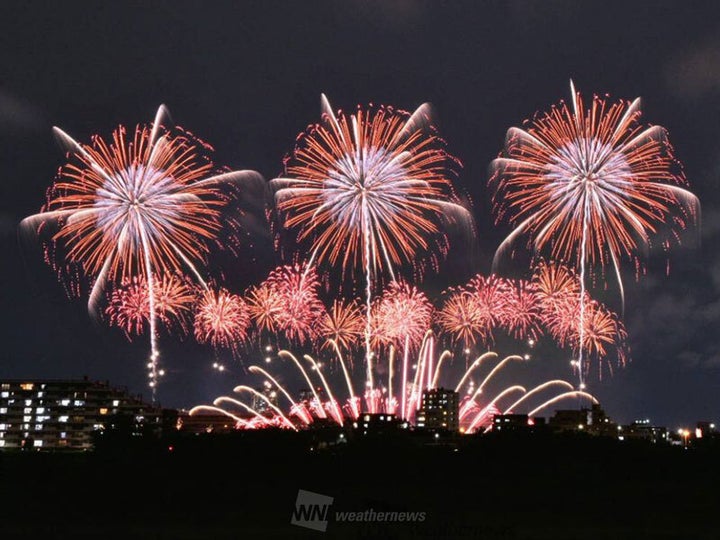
[1,1,719,429]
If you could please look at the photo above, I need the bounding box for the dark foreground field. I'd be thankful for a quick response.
[1,430,719,539]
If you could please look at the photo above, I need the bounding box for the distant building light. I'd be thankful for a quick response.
[20,383,34,391]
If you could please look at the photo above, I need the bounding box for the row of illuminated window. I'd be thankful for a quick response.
[0,399,120,409]
[1,393,122,406]
[0,431,69,438]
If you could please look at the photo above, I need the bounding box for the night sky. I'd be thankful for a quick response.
[1,1,719,429]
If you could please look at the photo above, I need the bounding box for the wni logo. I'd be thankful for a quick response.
[291,489,334,532]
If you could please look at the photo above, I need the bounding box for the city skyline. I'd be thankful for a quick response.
[1,2,719,429]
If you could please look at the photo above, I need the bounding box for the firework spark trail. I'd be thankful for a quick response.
[529,391,598,417]
[249,366,313,425]
[22,105,264,398]
[278,350,328,419]
[460,354,525,419]
[467,385,525,433]
[233,385,298,430]
[490,81,700,385]
[454,352,498,393]
[194,340,598,434]
[329,339,361,419]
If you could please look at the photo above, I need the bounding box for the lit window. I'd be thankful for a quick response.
[74,400,84,406]
[0,408,6,414]
[0,384,8,390]
[99,408,108,415]
[60,432,66,439]
[0,441,4,447]
[20,383,34,391]
[33,440,42,447]
[23,416,31,422]
[34,425,42,431]
[60,399,70,406]
[24,400,32,406]
[37,392,44,398]
[112,400,120,407]
[0,392,8,398]
[0,423,5,430]
[59,416,68,423]
[24,408,32,414]
[36,407,44,414]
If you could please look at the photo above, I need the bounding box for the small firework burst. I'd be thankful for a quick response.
[194,287,251,354]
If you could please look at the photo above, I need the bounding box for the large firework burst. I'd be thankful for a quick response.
[270,95,473,404]
[22,105,263,393]
[271,95,472,281]
[490,81,699,283]
[490,82,699,381]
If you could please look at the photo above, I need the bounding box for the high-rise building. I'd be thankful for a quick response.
[251,382,280,414]
[415,388,459,431]
[0,377,162,451]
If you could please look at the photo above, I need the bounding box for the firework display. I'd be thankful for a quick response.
[191,336,597,433]
[22,87,698,419]
[21,106,264,395]
[194,287,251,354]
[271,95,472,281]
[490,82,699,381]
[106,273,195,337]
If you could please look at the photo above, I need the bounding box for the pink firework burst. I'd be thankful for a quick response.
[502,279,543,341]
[246,283,283,336]
[320,299,365,352]
[194,287,251,353]
[265,264,326,345]
[106,273,195,337]
[465,274,513,344]
[436,288,486,347]
[372,281,433,351]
